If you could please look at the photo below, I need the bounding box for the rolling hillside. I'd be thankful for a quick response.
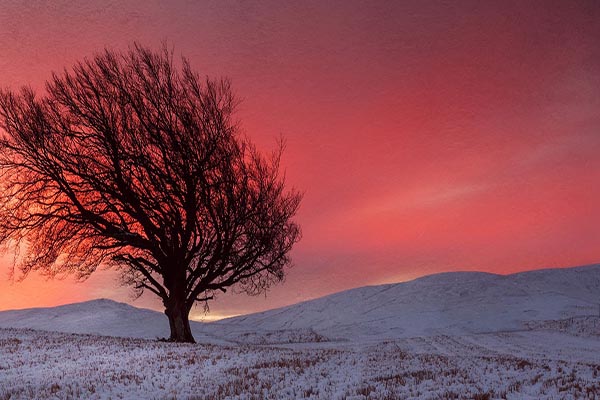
[1,264,599,342]
[212,264,600,341]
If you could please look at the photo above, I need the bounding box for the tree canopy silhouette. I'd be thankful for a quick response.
[0,45,302,343]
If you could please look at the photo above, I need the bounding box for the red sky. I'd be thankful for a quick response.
[0,1,599,320]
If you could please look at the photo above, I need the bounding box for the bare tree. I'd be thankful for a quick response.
[0,44,302,343]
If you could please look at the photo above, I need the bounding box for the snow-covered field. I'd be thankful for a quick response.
[1,265,600,399]
[1,319,600,399]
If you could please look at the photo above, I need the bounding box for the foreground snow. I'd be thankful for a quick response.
[1,265,599,398]
[1,317,599,399]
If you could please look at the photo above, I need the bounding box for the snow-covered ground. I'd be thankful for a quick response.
[1,318,599,399]
[1,264,599,398]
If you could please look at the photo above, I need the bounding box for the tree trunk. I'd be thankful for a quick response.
[164,299,195,343]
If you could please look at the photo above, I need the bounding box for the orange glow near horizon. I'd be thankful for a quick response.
[0,1,599,318]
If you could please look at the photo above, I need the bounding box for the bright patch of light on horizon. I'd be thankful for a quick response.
[190,312,241,322]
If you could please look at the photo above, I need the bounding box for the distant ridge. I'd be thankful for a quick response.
[1,264,599,342]
[0,298,220,342]
[211,264,600,340]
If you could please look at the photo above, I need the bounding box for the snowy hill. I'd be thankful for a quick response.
[0,265,599,343]
[210,264,600,341]
[0,298,220,342]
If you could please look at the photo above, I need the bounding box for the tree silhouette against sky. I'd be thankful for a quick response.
[0,44,302,343]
